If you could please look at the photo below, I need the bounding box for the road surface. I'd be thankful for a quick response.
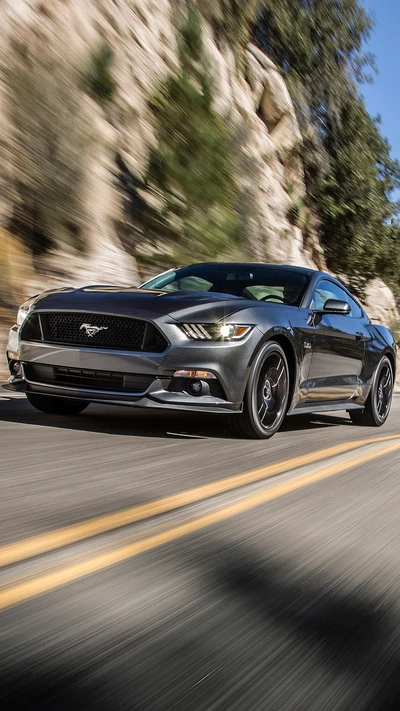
[1,393,400,710]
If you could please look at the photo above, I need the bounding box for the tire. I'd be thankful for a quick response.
[224,342,290,439]
[26,392,89,415]
[349,356,393,427]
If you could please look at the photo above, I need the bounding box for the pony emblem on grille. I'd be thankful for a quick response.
[80,323,109,338]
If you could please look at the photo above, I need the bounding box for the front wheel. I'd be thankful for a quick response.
[349,356,393,427]
[26,392,89,415]
[224,342,290,439]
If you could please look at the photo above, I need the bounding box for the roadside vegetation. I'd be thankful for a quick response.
[147,0,400,294]
[253,0,400,295]
[84,40,116,106]
[145,5,242,266]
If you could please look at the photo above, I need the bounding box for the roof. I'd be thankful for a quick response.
[188,262,321,275]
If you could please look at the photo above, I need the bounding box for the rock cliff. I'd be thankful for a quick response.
[0,0,325,298]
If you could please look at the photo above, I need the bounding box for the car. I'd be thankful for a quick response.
[2,262,396,439]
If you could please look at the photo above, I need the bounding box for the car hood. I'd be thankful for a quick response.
[28,286,252,322]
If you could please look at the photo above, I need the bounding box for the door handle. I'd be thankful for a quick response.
[355,332,369,342]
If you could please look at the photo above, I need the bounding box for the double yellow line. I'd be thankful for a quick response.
[1,433,400,611]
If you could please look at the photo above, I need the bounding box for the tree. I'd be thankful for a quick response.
[253,0,400,292]
[84,40,116,106]
[316,92,400,286]
[254,0,374,136]
[146,5,241,264]
[200,0,260,59]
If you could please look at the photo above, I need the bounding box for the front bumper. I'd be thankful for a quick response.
[3,319,263,414]
[3,375,241,414]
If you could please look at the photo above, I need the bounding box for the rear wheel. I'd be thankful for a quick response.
[26,392,89,415]
[224,342,290,439]
[349,356,393,427]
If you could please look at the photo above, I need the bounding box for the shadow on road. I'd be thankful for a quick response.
[0,397,353,440]
[0,668,120,711]
[209,547,400,710]
[2,543,400,710]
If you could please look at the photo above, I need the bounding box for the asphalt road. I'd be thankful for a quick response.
[1,393,400,710]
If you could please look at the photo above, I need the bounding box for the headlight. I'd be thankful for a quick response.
[17,305,30,326]
[180,323,253,341]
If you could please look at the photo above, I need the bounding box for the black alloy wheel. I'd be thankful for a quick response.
[350,356,393,427]
[225,342,290,439]
[375,362,393,421]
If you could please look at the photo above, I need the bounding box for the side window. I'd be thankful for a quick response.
[347,295,363,319]
[311,279,353,315]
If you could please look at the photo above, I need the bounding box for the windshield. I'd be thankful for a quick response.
[141,264,310,306]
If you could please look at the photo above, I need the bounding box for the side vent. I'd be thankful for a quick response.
[20,314,42,341]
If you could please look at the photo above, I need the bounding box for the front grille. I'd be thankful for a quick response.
[24,364,155,393]
[21,312,168,353]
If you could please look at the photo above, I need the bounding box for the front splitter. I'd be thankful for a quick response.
[1,378,241,414]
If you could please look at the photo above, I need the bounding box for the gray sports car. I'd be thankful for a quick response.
[3,262,396,438]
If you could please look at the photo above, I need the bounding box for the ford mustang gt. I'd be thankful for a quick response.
[3,263,396,438]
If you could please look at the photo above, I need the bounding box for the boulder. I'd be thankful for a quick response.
[363,278,400,326]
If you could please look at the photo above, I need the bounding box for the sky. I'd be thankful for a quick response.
[362,0,400,173]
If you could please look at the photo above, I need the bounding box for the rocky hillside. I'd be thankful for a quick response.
[0,0,398,374]
[0,0,325,298]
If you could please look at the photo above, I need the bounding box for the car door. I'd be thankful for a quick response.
[306,279,368,403]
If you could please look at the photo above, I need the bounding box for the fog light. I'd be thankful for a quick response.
[9,360,22,377]
[173,369,217,379]
[189,379,202,394]
[188,379,210,396]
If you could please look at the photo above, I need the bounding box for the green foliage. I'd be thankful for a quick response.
[254,0,400,292]
[146,5,241,263]
[284,181,294,198]
[315,92,400,287]
[199,0,260,66]
[85,40,115,105]
[287,197,308,228]
[254,0,374,136]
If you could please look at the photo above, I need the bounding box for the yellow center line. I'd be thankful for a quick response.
[2,433,400,568]
[1,439,400,611]
[0,515,180,592]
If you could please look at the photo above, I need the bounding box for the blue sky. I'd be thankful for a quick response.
[362,0,400,172]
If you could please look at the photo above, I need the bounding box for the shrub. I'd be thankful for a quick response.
[200,0,260,66]
[288,197,308,228]
[145,5,242,264]
[84,40,116,106]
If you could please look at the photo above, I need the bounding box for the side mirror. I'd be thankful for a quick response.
[321,299,351,315]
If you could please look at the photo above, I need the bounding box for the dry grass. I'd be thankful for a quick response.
[8,32,89,254]
[0,228,34,311]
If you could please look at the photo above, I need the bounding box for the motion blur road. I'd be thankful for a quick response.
[1,392,400,710]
